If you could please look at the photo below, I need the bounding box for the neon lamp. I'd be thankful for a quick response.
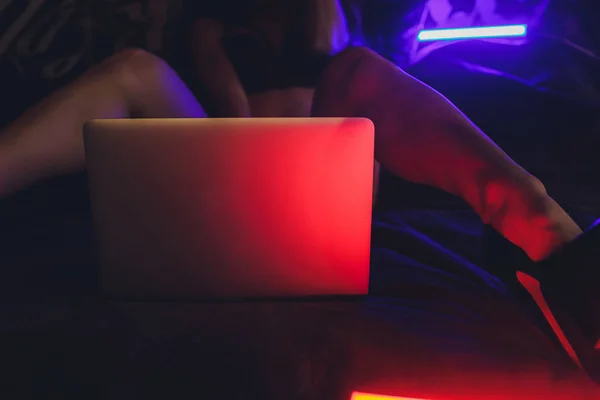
[417,24,527,42]
[351,392,430,400]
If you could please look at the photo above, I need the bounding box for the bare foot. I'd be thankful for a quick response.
[486,177,583,262]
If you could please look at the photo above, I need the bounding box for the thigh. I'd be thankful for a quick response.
[311,45,589,391]
[0,49,207,196]
[311,46,367,118]
[311,46,381,203]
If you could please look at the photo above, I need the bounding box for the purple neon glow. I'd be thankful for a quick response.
[417,24,527,42]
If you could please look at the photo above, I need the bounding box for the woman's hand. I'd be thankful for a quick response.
[190,18,252,117]
[211,85,253,118]
[308,0,351,55]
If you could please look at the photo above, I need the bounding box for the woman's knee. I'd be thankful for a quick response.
[332,46,375,66]
[319,46,363,85]
[98,48,205,118]
[313,46,379,116]
[102,48,165,72]
[95,48,173,97]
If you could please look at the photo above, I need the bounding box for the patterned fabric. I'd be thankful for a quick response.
[0,0,180,77]
[0,0,183,126]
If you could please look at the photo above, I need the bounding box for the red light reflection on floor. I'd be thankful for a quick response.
[351,392,430,400]
[516,271,582,368]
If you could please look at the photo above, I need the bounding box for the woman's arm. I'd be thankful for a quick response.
[189,18,252,117]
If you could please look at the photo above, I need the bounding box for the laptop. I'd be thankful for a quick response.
[83,118,374,300]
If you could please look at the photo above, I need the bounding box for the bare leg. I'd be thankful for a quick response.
[0,49,206,197]
[312,47,581,261]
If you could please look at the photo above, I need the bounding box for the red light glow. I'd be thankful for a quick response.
[351,392,430,400]
[516,271,582,368]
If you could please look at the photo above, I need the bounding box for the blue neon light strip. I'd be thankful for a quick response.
[417,24,527,42]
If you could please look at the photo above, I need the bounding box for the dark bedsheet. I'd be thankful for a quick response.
[1,188,600,398]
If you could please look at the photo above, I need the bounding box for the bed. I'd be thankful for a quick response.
[1,1,600,398]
